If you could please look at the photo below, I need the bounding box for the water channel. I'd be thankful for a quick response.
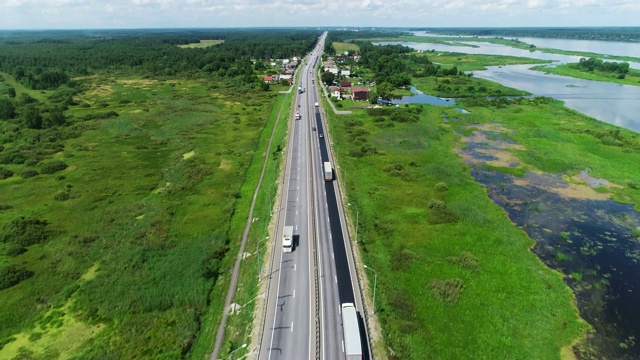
[374,40,640,133]
[377,35,640,358]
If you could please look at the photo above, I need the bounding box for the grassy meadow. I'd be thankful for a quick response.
[417,52,550,71]
[325,99,609,358]
[178,40,225,49]
[0,72,288,358]
[531,63,640,86]
[333,42,360,55]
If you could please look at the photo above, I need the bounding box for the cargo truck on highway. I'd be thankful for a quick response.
[282,225,293,252]
[295,111,301,120]
[323,162,333,181]
[341,303,363,360]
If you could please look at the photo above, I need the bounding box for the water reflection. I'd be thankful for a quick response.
[394,86,455,106]
[474,64,640,133]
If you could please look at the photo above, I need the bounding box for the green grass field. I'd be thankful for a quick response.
[323,96,630,358]
[0,72,283,359]
[333,41,359,54]
[178,40,224,48]
[418,52,550,71]
[530,64,640,86]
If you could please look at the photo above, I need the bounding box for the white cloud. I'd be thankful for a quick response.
[0,0,638,28]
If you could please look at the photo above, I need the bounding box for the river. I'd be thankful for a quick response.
[375,39,640,134]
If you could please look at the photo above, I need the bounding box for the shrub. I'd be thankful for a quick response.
[40,160,68,174]
[434,182,448,192]
[81,111,119,120]
[1,216,50,247]
[24,159,39,167]
[0,204,13,211]
[383,163,404,172]
[429,278,464,304]
[428,209,459,225]
[446,252,480,272]
[428,199,446,210]
[0,151,26,165]
[53,190,71,201]
[5,244,27,256]
[0,264,34,290]
[600,135,623,147]
[20,169,39,178]
[0,167,14,180]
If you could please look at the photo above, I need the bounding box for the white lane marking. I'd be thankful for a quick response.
[332,252,334,260]
[335,275,337,284]
[293,289,296,298]
[291,321,294,332]
[294,263,297,271]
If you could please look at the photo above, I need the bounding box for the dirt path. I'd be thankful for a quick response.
[209,88,290,360]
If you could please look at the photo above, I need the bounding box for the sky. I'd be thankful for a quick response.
[1,0,639,30]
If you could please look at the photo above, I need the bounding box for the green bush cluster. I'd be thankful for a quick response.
[81,111,119,121]
[434,182,448,192]
[0,166,14,180]
[0,264,34,290]
[429,278,465,304]
[1,216,50,247]
[446,251,480,272]
[39,160,68,174]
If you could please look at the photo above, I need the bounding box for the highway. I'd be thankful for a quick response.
[259,32,369,360]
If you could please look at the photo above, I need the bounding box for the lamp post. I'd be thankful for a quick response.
[228,343,247,359]
[363,265,377,314]
[347,203,358,243]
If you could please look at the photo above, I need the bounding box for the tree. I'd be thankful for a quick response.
[23,106,43,129]
[0,99,16,120]
[367,90,378,104]
[43,107,66,127]
[320,71,335,85]
[376,82,394,100]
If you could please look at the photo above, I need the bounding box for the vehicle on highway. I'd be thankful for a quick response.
[314,102,319,107]
[323,161,332,181]
[312,127,316,131]
[295,111,301,120]
[341,303,363,359]
[319,134,324,138]
[298,86,304,94]
[283,225,293,252]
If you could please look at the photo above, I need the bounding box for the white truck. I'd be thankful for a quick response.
[282,225,293,252]
[323,162,333,181]
[341,303,363,360]
[295,111,301,120]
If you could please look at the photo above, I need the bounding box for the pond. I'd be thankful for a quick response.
[393,86,455,106]
[457,122,640,358]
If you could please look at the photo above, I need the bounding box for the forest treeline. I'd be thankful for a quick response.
[0,29,321,88]
[412,27,640,42]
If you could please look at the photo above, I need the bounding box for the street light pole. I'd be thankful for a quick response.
[363,265,377,314]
